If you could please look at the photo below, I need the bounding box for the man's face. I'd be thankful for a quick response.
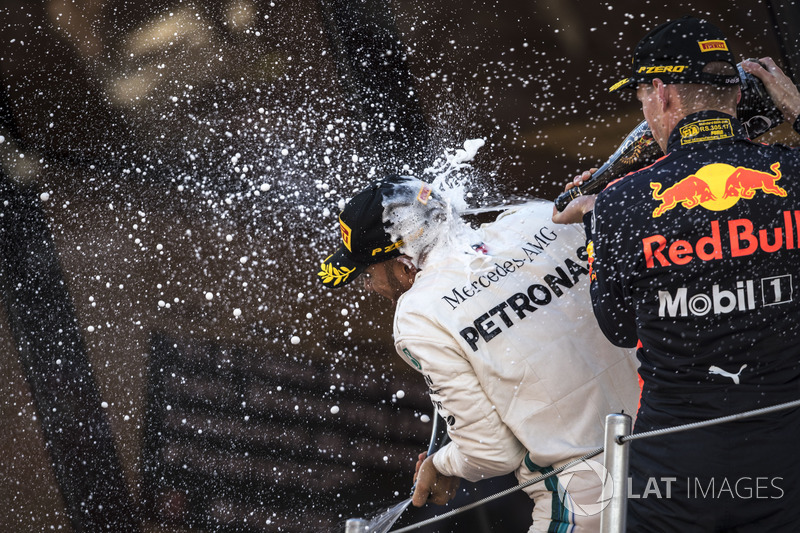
[362,258,415,302]
[636,81,669,150]
[636,83,658,129]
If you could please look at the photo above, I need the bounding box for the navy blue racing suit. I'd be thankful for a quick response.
[584,110,800,532]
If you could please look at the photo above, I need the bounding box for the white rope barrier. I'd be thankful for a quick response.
[619,397,800,443]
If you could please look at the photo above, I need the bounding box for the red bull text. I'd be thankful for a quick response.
[642,211,800,269]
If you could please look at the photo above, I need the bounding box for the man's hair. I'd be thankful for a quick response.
[673,61,739,112]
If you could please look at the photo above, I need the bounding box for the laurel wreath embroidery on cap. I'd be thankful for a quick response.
[318,263,355,286]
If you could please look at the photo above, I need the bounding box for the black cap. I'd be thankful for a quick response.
[318,175,434,288]
[609,16,740,92]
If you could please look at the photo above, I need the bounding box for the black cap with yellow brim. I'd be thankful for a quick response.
[317,176,410,288]
[609,16,740,93]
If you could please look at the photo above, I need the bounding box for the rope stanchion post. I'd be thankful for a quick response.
[600,413,631,533]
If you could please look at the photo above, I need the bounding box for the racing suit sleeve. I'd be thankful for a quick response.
[394,315,526,483]
[583,208,638,348]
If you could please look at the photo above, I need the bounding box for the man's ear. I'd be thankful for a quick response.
[653,78,670,110]
[397,255,419,281]
[396,255,417,273]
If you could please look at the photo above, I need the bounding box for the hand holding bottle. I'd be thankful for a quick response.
[552,168,598,224]
[741,57,800,127]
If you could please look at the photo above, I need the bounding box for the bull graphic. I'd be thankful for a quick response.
[650,176,717,218]
[721,162,786,199]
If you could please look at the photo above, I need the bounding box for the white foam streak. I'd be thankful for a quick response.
[386,139,487,270]
[424,138,485,187]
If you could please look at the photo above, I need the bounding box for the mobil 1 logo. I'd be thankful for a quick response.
[658,274,793,318]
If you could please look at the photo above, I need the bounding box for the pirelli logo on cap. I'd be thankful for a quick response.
[340,218,352,251]
[698,40,728,52]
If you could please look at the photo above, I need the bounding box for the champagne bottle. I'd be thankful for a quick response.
[554,120,661,212]
[737,60,784,138]
[554,60,786,212]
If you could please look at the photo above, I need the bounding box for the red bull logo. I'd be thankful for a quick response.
[650,176,716,217]
[721,162,785,200]
[650,162,786,218]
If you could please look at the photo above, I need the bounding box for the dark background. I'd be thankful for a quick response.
[0,1,796,532]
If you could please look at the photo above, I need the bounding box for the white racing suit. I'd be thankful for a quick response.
[393,201,639,532]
